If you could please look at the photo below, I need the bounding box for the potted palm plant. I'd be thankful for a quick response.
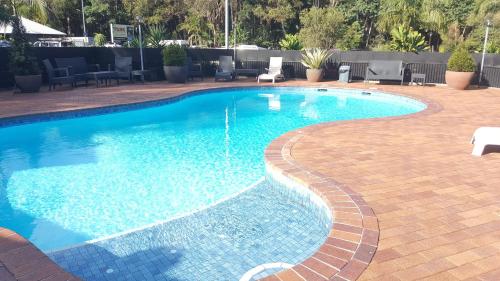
[301,48,333,82]
[162,44,187,83]
[445,48,476,90]
[9,15,41,93]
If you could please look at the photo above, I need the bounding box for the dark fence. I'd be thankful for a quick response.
[1,47,499,88]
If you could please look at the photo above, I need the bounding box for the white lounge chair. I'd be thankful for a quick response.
[258,57,285,84]
[471,127,500,156]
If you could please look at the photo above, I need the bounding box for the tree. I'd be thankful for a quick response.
[253,0,302,35]
[337,0,380,47]
[337,22,363,50]
[0,2,11,23]
[377,0,422,34]
[84,0,111,34]
[45,0,81,36]
[9,0,47,23]
[298,7,345,49]
[177,12,211,46]
[420,0,448,51]
[9,15,39,75]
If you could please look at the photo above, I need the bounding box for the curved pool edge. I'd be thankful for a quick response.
[261,91,442,281]
[0,85,429,128]
[0,85,442,281]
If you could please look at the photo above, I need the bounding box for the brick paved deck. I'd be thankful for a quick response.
[0,227,80,281]
[1,80,499,281]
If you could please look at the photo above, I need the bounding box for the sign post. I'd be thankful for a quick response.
[110,24,134,45]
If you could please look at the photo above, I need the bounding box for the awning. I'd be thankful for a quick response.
[0,17,65,36]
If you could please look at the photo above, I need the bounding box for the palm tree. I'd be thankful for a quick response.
[420,0,449,51]
[6,0,47,22]
[377,0,422,34]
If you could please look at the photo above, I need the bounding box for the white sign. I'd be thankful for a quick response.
[110,24,134,42]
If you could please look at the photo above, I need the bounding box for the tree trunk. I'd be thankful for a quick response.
[365,18,373,48]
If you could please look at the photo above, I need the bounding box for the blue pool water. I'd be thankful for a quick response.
[49,180,332,281]
[0,87,425,252]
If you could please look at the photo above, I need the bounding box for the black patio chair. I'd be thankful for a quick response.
[43,59,75,91]
[109,56,133,82]
[187,57,203,80]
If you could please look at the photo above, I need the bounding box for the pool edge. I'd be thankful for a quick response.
[0,85,442,281]
[260,90,442,281]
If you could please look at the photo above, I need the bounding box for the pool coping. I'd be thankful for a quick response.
[0,84,442,281]
[261,89,442,281]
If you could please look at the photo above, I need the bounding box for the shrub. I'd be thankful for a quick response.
[8,16,39,76]
[94,33,106,46]
[389,25,428,52]
[146,24,167,48]
[279,34,302,50]
[162,44,187,66]
[447,48,476,72]
[301,48,333,69]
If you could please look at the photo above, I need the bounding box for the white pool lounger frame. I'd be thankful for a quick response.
[471,127,500,156]
[239,262,293,281]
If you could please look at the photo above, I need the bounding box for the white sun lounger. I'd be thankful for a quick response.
[257,57,285,84]
[471,127,500,156]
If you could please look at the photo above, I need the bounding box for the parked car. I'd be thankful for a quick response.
[236,44,266,50]
[0,40,11,47]
[104,42,122,48]
[33,41,62,47]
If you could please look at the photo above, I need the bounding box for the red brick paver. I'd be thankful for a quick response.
[1,80,500,281]
[0,228,80,281]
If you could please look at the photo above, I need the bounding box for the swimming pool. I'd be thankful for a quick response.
[0,87,425,253]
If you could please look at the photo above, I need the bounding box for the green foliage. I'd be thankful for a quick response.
[3,0,497,51]
[337,22,363,50]
[162,44,187,66]
[298,7,345,49]
[486,42,500,54]
[8,16,39,76]
[377,0,422,34]
[447,48,476,72]
[279,34,302,50]
[230,22,250,46]
[0,2,12,23]
[84,0,110,33]
[146,24,167,48]
[93,33,106,46]
[126,37,141,48]
[301,48,333,69]
[390,24,428,52]
[177,12,211,46]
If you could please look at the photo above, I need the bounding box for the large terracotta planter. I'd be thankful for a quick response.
[15,74,42,93]
[163,65,187,83]
[445,71,474,90]
[306,69,323,82]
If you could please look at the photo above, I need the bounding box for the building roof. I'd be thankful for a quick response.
[0,17,65,36]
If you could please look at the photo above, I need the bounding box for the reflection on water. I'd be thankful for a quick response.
[0,87,425,250]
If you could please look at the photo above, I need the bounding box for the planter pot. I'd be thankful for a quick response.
[306,69,323,82]
[15,74,42,93]
[163,66,187,83]
[445,71,474,90]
